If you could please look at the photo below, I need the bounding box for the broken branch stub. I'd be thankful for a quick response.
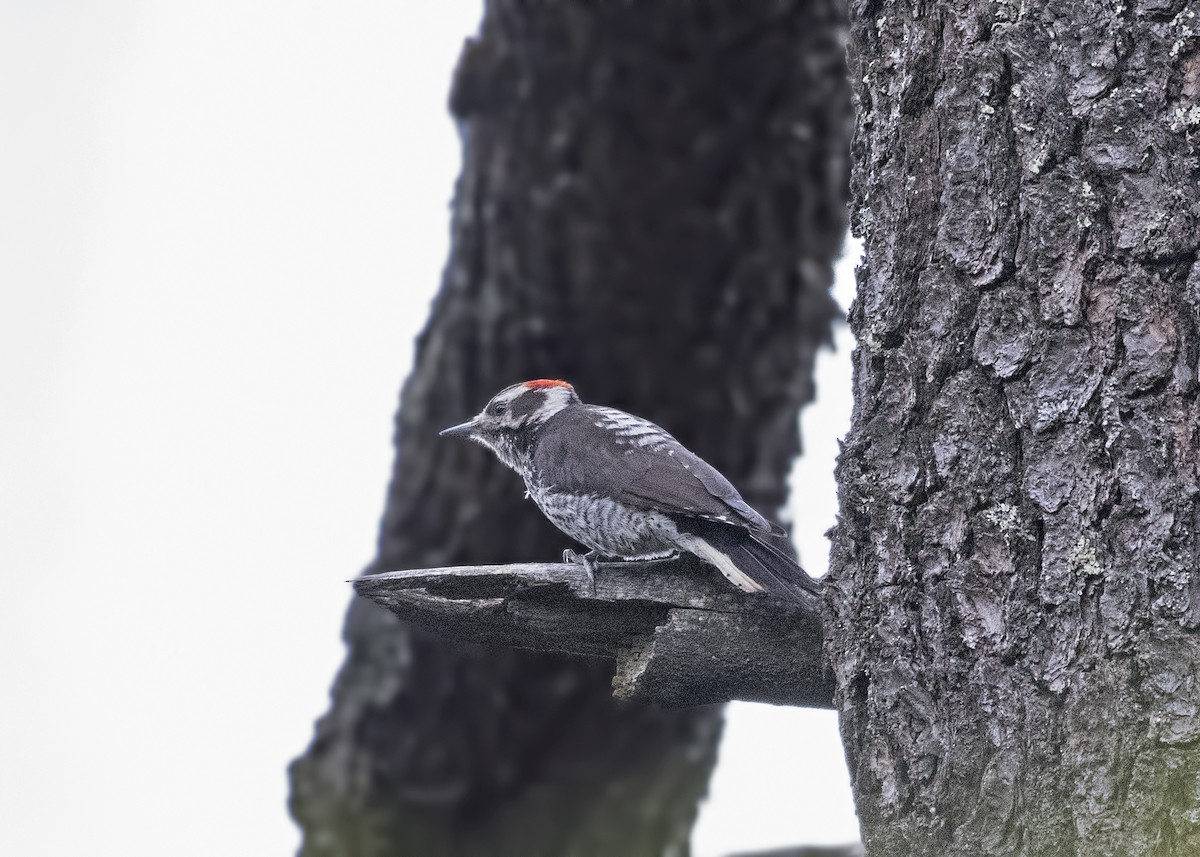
[353,558,834,709]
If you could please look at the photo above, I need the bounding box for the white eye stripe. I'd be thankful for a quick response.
[494,386,527,405]
[484,384,542,419]
[482,383,576,426]
[529,386,573,422]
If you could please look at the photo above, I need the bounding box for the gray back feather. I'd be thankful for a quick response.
[531,405,772,533]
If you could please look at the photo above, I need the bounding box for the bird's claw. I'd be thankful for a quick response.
[562,549,600,596]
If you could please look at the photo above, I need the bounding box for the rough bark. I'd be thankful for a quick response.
[353,559,834,708]
[290,2,850,855]
[829,0,1200,854]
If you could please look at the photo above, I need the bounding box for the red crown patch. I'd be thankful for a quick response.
[523,379,573,391]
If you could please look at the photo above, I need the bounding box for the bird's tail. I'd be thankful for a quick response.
[679,523,821,605]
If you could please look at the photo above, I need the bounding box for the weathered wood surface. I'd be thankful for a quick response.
[355,559,834,709]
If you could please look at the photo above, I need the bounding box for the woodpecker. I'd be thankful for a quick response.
[440,379,819,603]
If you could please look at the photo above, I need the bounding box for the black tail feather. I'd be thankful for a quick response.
[683,520,822,604]
[733,533,823,602]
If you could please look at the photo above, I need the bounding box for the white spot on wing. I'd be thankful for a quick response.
[591,406,675,449]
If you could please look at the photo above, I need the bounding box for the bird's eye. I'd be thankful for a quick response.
[490,402,507,416]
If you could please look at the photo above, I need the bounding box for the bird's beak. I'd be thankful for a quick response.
[439,418,479,438]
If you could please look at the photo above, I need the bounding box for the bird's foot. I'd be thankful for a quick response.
[562,549,600,596]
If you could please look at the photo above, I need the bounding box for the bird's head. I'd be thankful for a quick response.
[440,379,579,470]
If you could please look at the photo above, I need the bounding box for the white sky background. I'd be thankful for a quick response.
[0,2,860,854]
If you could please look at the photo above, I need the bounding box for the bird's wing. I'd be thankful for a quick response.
[621,442,773,532]
[536,406,773,533]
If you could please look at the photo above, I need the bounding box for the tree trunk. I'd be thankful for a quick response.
[829,0,1200,854]
[290,2,850,855]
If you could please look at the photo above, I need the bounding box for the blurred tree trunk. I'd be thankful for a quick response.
[290,3,850,856]
[829,0,1200,854]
